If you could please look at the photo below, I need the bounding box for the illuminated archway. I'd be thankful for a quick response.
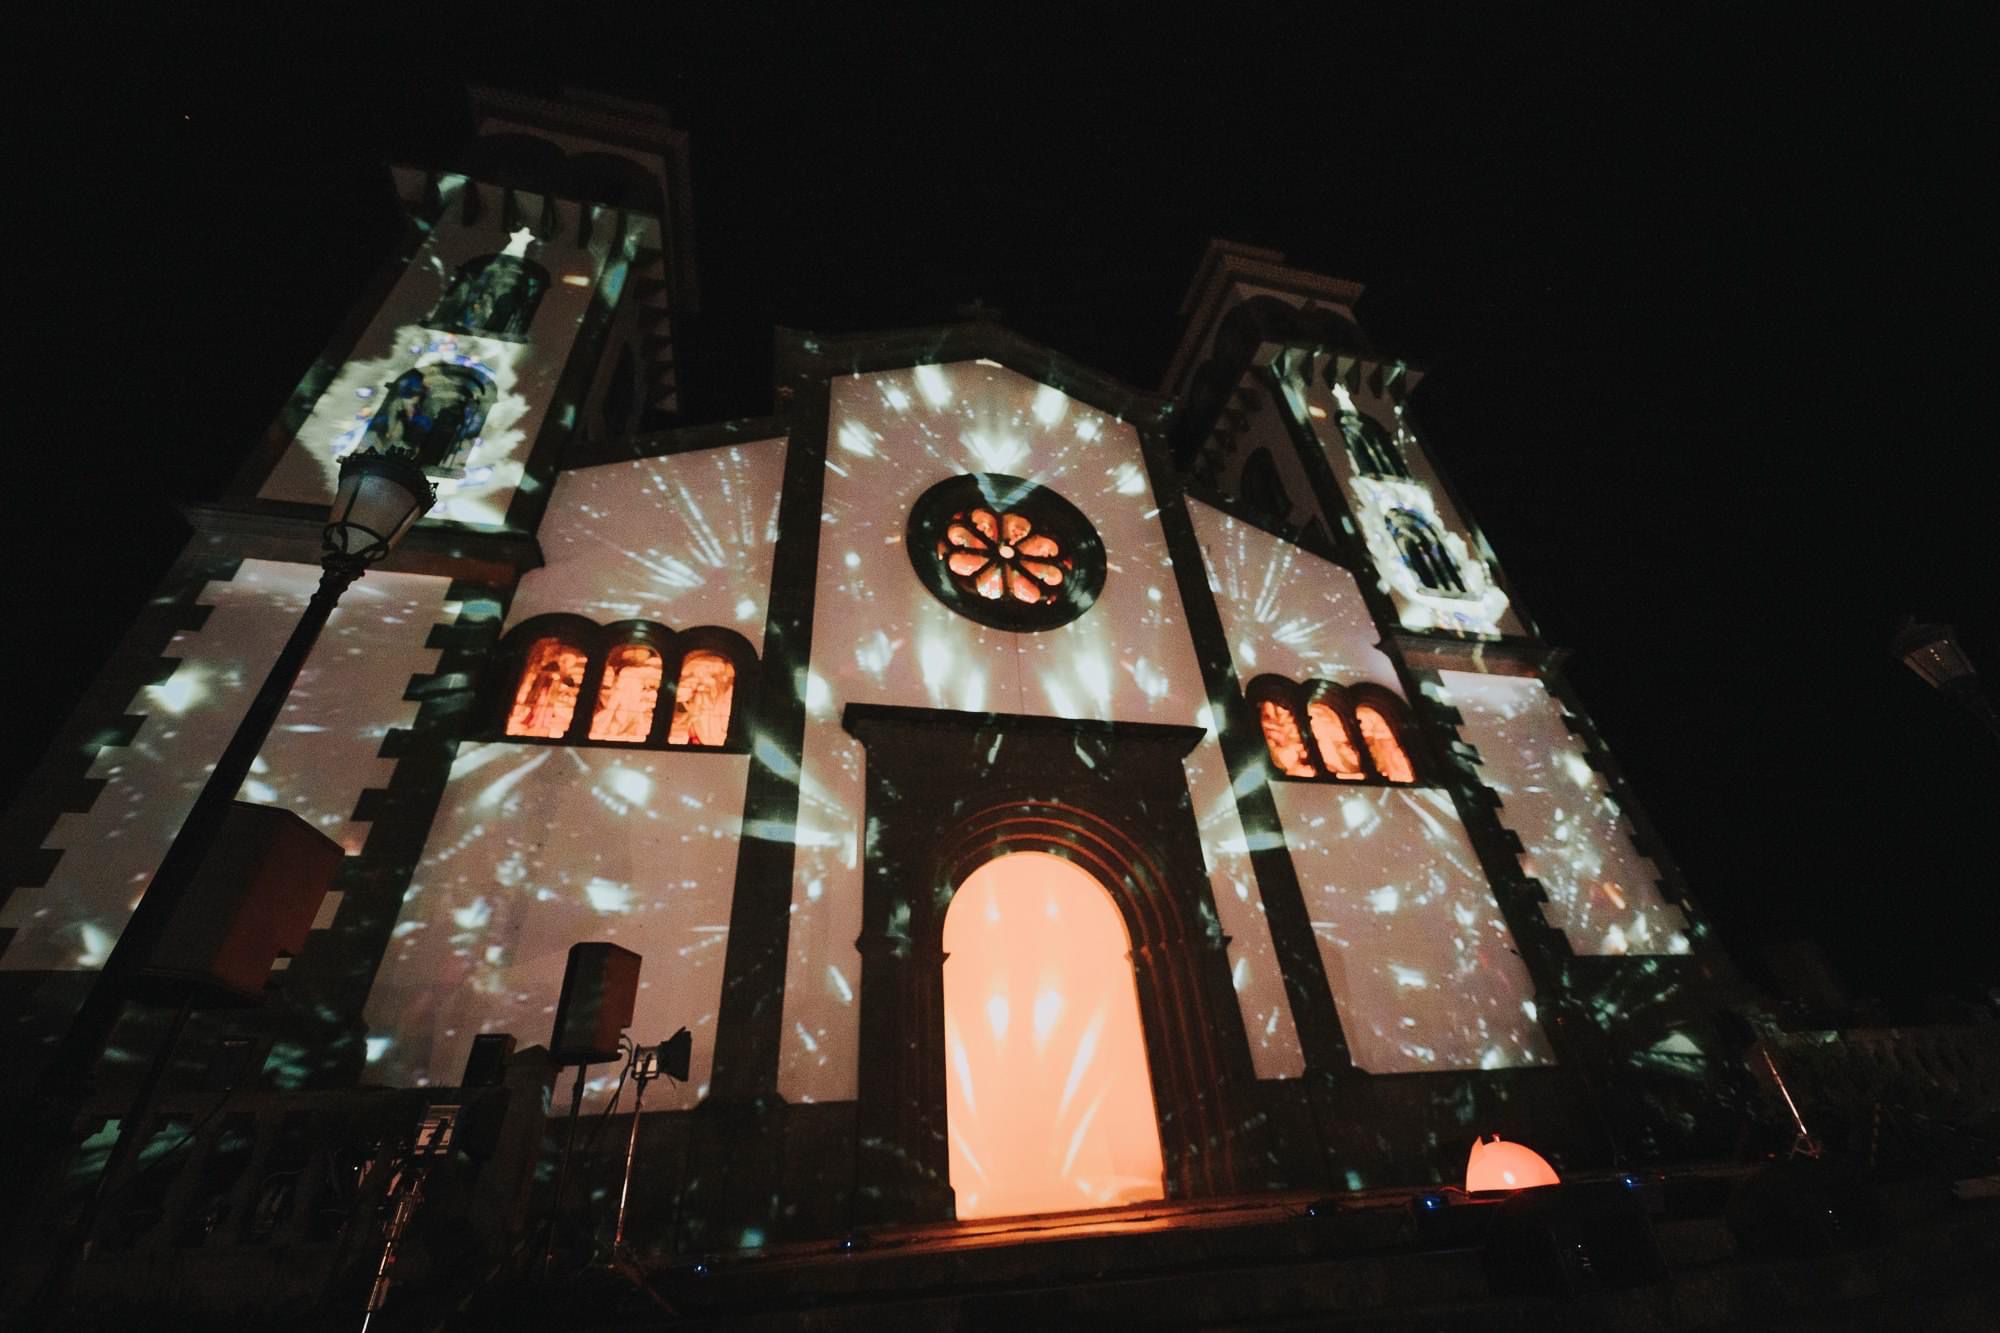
[941,851,1166,1219]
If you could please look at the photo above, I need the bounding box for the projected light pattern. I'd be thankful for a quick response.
[943,853,1166,1219]
[260,218,615,525]
[1439,672,1689,956]
[360,745,749,1110]
[1,562,452,971]
[780,361,1299,1101]
[1269,782,1552,1073]
[363,440,787,1109]
[1184,499,1403,695]
[506,441,787,630]
[1289,358,1523,638]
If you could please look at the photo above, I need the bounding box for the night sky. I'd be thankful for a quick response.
[17,14,1995,1015]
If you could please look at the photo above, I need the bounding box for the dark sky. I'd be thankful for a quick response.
[18,13,1996,1013]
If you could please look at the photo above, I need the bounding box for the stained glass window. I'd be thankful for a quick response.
[1306,699,1366,780]
[942,506,1070,605]
[907,474,1105,631]
[588,643,663,743]
[1356,705,1415,784]
[505,637,586,738]
[1258,698,1316,778]
[668,651,734,747]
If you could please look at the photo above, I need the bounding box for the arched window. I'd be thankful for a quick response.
[1306,697,1366,780]
[428,255,550,339]
[588,643,663,743]
[1387,508,1466,595]
[667,651,734,747]
[366,364,495,473]
[1257,696,1317,778]
[1355,703,1415,783]
[505,636,587,738]
[1339,409,1411,480]
[1250,676,1421,785]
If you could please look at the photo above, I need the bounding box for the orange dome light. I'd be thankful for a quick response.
[1465,1135,1561,1193]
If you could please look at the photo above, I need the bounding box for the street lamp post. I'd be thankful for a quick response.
[1891,618,2000,743]
[12,449,434,1267]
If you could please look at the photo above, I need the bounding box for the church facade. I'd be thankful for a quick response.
[2,88,1743,1260]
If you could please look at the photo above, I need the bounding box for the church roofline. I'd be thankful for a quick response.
[773,320,1176,433]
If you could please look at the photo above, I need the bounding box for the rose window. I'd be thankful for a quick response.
[943,506,1070,605]
[908,473,1105,630]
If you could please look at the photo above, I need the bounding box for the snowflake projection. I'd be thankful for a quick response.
[781,361,1299,1101]
[1441,671,1689,956]
[1271,782,1552,1074]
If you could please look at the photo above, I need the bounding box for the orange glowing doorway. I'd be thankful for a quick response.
[941,851,1166,1219]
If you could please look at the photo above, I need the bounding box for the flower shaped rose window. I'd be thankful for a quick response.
[908,473,1105,630]
[943,506,1070,605]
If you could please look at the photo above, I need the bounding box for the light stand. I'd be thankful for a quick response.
[612,1027,691,1256]
[1892,617,2000,743]
[361,1104,459,1332]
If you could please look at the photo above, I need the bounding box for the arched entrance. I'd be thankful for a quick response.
[941,852,1166,1219]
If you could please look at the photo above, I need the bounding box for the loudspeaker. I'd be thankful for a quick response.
[134,802,344,1006]
[549,943,641,1066]
[658,1027,691,1081]
[1482,1181,1666,1298]
[461,1032,517,1088]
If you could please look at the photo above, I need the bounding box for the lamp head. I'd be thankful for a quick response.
[325,449,436,567]
[1891,618,1977,691]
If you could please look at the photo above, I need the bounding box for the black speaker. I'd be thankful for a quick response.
[549,943,641,1066]
[658,1027,691,1081]
[461,1032,516,1088]
[1482,1181,1666,1298]
[134,802,345,1005]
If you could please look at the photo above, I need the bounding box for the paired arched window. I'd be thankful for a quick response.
[1249,676,1420,785]
[366,363,495,473]
[428,254,550,340]
[493,615,756,751]
[1338,409,1411,480]
[1387,508,1466,595]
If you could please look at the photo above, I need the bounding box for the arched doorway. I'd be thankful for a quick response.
[941,851,1166,1219]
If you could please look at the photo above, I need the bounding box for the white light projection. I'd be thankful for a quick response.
[1,561,452,971]
[360,744,750,1110]
[779,360,1296,1102]
[1185,498,1403,696]
[1183,498,1546,1072]
[260,211,616,526]
[362,440,786,1109]
[1439,671,1689,957]
[1270,782,1553,1073]
[506,439,788,629]
[1289,359,1524,639]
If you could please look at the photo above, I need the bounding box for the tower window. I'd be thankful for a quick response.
[366,364,495,474]
[506,636,587,738]
[588,643,663,743]
[1338,409,1411,480]
[1250,677,1421,785]
[667,651,734,747]
[429,254,550,339]
[1387,509,1466,595]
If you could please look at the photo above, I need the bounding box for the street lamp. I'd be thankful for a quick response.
[1891,618,2000,742]
[15,447,434,1273]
